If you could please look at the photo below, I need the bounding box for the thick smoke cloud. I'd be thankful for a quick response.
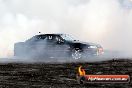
[0,0,132,58]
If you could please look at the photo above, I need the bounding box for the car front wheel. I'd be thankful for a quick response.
[72,49,82,59]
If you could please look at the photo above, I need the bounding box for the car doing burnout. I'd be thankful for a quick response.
[14,34,103,59]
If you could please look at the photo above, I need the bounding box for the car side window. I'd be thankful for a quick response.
[37,35,46,40]
[46,35,56,44]
[31,35,46,43]
[56,36,64,44]
[45,35,64,44]
[47,35,53,40]
[26,35,46,44]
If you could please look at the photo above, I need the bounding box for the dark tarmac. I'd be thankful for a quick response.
[0,59,131,88]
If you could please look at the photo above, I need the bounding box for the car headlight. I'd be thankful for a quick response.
[88,46,97,49]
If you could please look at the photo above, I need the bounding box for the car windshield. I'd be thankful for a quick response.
[60,34,75,41]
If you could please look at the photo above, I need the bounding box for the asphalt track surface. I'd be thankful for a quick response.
[0,58,131,88]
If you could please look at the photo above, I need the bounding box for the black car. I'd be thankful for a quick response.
[14,34,103,60]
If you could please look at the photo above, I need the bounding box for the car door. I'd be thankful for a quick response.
[53,35,71,58]
[43,35,61,58]
[34,35,48,56]
[24,35,47,57]
[28,34,56,58]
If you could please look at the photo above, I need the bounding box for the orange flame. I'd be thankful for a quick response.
[78,66,86,76]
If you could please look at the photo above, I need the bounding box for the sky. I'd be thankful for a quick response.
[0,0,132,57]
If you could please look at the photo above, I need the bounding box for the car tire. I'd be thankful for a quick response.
[72,49,82,59]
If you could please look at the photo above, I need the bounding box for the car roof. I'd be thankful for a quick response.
[36,33,67,36]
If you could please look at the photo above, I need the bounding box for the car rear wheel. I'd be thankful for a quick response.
[72,49,82,59]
